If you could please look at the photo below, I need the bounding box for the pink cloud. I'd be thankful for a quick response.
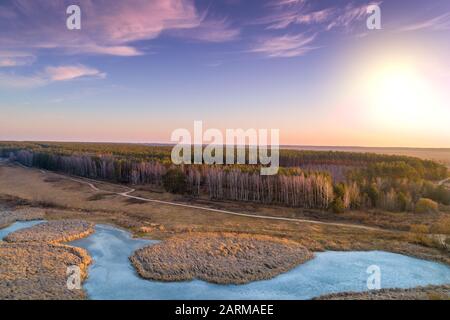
[0,51,36,67]
[399,12,450,32]
[267,8,335,29]
[72,45,144,57]
[169,17,240,42]
[0,0,239,57]
[45,65,105,82]
[255,1,380,32]
[86,0,200,43]
[0,64,105,88]
[267,0,305,7]
[296,8,335,25]
[251,33,317,58]
[326,3,370,31]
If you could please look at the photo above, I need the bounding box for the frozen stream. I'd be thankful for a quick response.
[2,221,449,300]
[70,224,450,300]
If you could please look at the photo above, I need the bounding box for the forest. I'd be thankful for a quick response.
[0,141,448,213]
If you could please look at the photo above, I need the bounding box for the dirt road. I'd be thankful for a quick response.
[4,160,395,233]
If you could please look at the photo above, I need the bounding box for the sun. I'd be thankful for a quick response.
[366,62,438,128]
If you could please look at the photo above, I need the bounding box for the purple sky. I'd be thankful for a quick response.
[1,0,449,147]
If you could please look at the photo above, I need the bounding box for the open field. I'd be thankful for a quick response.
[285,146,450,168]
[0,162,449,264]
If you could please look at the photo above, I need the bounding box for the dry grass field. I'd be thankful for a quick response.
[131,232,313,284]
[0,242,91,300]
[315,284,450,300]
[4,220,94,243]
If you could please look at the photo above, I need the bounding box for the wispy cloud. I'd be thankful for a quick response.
[267,0,305,7]
[0,52,36,67]
[246,1,383,59]
[168,16,240,42]
[45,65,106,82]
[261,2,376,31]
[266,8,335,30]
[399,12,450,32]
[250,33,317,58]
[0,0,239,58]
[0,64,105,88]
[0,73,47,88]
[71,45,144,57]
[296,8,335,25]
[325,3,372,31]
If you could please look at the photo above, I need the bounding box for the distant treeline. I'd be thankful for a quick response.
[0,141,446,178]
[0,141,448,212]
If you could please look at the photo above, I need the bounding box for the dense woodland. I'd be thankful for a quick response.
[1,141,448,212]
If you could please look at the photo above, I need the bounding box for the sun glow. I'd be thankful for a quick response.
[366,62,440,128]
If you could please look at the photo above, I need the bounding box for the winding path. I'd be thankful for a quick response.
[4,160,395,233]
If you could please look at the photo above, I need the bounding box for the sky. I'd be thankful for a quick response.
[0,0,449,147]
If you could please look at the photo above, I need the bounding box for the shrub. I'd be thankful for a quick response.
[331,184,346,213]
[409,224,429,234]
[424,185,450,205]
[333,184,345,199]
[397,192,412,212]
[430,216,450,235]
[406,228,433,247]
[330,198,345,213]
[414,198,439,214]
[366,184,379,207]
[162,168,187,194]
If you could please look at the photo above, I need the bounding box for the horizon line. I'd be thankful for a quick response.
[1,140,450,150]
